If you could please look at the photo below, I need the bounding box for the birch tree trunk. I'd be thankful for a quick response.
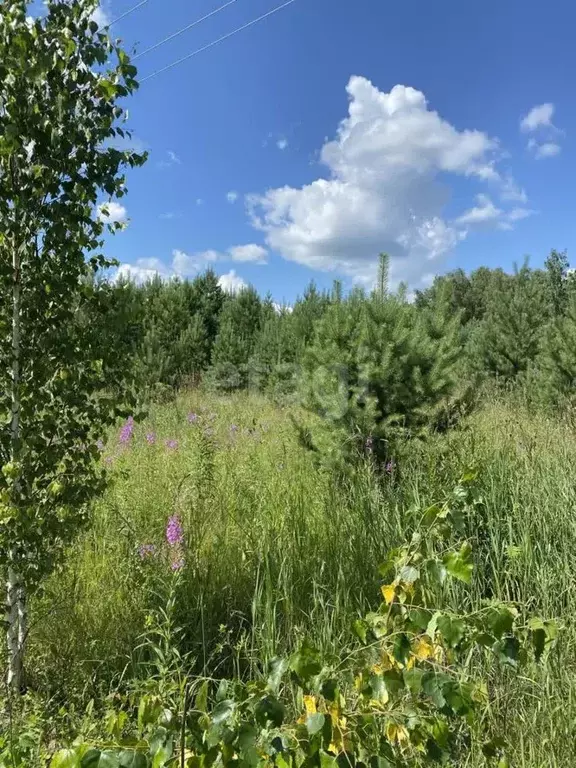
[6,221,25,693]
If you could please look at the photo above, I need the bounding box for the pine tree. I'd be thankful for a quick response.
[209,286,262,390]
[297,285,461,471]
[538,291,576,409]
[468,263,546,381]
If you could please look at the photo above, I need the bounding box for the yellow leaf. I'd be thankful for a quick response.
[380,650,396,671]
[371,662,383,674]
[386,722,410,745]
[381,583,396,604]
[303,694,317,715]
[412,635,434,661]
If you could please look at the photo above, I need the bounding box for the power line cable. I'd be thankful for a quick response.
[134,0,237,60]
[140,0,297,83]
[109,0,150,28]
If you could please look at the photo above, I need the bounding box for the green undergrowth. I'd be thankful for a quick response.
[3,392,576,765]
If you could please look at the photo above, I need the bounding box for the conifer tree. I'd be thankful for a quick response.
[468,263,546,381]
[538,291,576,408]
[297,282,461,470]
[209,286,262,390]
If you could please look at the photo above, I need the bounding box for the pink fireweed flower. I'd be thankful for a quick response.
[165,439,179,450]
[119,416,134,444]
[146,432,156,445]
[187,412,199,424]
[166,515,184,547]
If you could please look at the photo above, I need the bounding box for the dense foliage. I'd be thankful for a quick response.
[0,0,145,691]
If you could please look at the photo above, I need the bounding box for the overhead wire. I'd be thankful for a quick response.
[140,0,298,83]
[133,0,237,60]
[109,0,150,27]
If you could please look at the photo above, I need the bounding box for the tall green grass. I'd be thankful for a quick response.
[28,392,576,765]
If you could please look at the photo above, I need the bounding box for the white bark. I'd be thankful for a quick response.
[6,198,25,693]
[5,568,19,690]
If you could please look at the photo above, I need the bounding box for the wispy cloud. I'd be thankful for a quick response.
[520,103,563,159]
[227,191,239,203]
[157,150,182,169]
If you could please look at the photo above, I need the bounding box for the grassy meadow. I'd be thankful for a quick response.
[18,390,576,766]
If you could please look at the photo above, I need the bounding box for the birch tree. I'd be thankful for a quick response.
[0,0,145,692]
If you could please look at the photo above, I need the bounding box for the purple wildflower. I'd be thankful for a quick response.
[96,438,105,451]
[187,412,199,424]
[165,439,179,450]
[119,416,134,445]
[170,557,185,572]
[138,543,156,559]
[146,432,156,445]
[166,515,184,547]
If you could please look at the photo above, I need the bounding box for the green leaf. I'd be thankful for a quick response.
[528,617,557,661]
[255,695,285,727]
[403,668,424,695]
[195,681,209,713]
[392,633,411,666]
[436,615,465,647]
[484,605,515,639]
[51,750,80,768]
[352,618,368,644]
[119,752,148,768]
[267,657,287,693]
[84,751,121,768]
[320,751,338,768]
[306,713,325,736]
[290,640,322,684]
[443,680,475,715]
[443,542,473,584]
[211,699,235,725]
[421,671,450,709]
[399,564,419,584]
[494,636,520,667]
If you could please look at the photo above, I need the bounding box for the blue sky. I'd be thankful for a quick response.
[94,0,576,301]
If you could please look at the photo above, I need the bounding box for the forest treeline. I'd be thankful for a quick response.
[99,250,575,414]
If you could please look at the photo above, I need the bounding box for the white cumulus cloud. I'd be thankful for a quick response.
[277,138,289,151]
[455,194,533,231]
[520,103,555,132]
[218,270,248,294]
[228,244,268,263]
[227,191,239,203]
[98,201,127,224]
[115,258,166,284]
[249,76,521,286]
